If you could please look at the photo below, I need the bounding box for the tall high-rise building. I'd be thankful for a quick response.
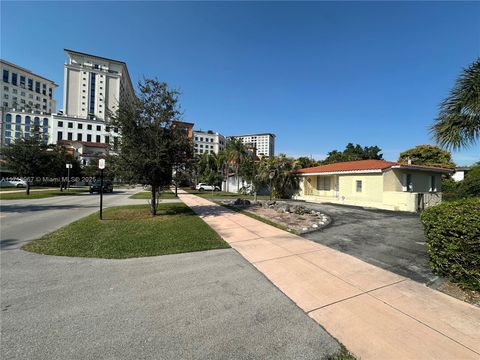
[51,50,135,161]
[61,49,135,122]
[227,133,275,158]
[0,59,58,147]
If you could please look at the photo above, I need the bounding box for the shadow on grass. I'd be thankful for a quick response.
[100,203,196,221]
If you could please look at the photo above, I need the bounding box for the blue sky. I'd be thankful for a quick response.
[1,1,479,165]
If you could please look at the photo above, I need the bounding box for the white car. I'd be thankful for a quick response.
[195,183,220,192]
[0,178,27,188]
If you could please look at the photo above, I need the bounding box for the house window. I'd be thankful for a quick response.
[404,174,413,192]
[78,123,83,129]
[105,135,110,144]
[20,76,25,88]
[96,135,100,142]
[356,180,362,193]
[58,121,63,127]
[68,122,73,128]
[87,134,92,142]
[430,176,436,192]
[28,78,33,90]
[67,132,73,140]
[57,131,63,140]
[316,177,331,191]
[77,133,82,141]
[3,69,9,82]
[96,125,101,131]
[87,124,92,130]
[12,73,17,85]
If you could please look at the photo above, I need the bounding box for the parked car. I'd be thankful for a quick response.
[0,178,27,188]
[195,183,221,192]
[89,180,113,193]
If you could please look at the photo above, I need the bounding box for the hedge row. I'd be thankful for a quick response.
[421,197,480,290]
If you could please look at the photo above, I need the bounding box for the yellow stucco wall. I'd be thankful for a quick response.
[292,169,444,212]
[337,173,384,204]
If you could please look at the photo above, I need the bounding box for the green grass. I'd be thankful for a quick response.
[129,191,177,199]
[23,203,229,259]
[183,188,271,200]
[327,345,357,360]
[0,188,89,200]
[219,203,294,234]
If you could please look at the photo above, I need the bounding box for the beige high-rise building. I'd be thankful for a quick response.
[62,49,135,121]
[51,49,135,153]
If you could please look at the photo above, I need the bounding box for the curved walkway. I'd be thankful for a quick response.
[177,190,480,360]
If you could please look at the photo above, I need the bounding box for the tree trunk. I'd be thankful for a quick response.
[26,182,30,195]
[150,185,157,216]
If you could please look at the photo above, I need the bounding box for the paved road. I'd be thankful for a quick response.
[0,191,340,359]
[0,188,150,250]
[296,202,442,286]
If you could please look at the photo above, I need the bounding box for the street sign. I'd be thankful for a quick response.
[66,163,72,169]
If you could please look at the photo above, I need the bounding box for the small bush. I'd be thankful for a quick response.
[421,197,480,290]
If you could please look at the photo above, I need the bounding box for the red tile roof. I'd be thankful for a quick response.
[295,159,453,174]
[60,140,109,148]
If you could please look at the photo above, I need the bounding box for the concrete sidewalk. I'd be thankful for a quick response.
[177,190,480,360]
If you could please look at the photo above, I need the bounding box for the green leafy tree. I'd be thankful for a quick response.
[398,145,455,168]
[111,79,192,215]
[431,58,480,150]
[296,156,319,169]
[1,138,56,194]
[322,143,383,164]
[459,164,480,197]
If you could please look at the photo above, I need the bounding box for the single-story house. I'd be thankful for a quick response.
[293,159,452,212]
[60,140,109,167]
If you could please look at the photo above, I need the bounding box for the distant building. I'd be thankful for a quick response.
[62,49,134,122]
[1,59,58,147]
[172,121,194,140]
[193,130,226,155]
[60,140,109,167]
[452,166,471,182]
[227,133,275,158]
[51,49,135,148]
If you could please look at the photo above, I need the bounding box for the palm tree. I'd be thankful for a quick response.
[431,58,480,150]
[226,139,248,192]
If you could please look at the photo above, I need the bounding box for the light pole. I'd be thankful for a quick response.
[98,159,105,220]
[66,163,72,190]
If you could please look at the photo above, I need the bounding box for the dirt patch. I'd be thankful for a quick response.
[438,281,480,307]
[222,200,331,234]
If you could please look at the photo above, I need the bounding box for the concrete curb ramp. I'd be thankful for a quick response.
[177,190,480,360]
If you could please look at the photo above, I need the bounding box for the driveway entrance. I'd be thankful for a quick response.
[297,201,442,286]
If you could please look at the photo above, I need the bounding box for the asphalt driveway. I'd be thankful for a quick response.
[296,202,442,286]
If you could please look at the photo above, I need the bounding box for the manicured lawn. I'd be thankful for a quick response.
[129,191,177,199]
[0,188,89,200]
[23,203,229,259]
[183,188,271,200]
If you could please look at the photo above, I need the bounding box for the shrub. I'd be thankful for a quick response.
[459,165,480,197]
[421,197,480,290]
